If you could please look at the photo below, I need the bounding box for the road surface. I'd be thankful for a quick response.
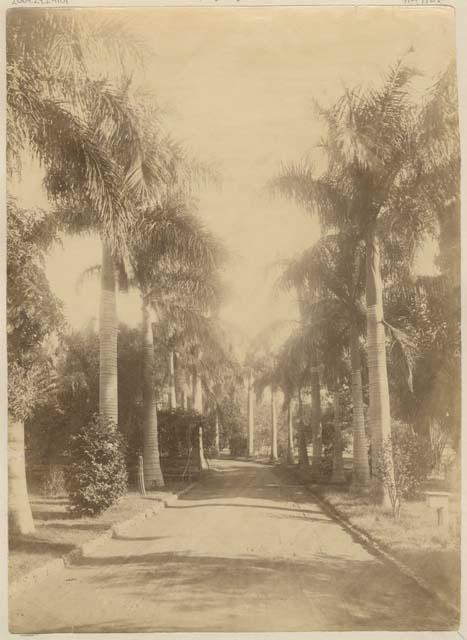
[10,459,454,632]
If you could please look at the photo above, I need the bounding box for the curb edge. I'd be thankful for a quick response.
[9,481,195,596]
[286,466,460,620]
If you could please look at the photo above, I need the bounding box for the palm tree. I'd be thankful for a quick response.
[250,318,310,467]
[285,284,322,479]
[297,389,309,468]
[271,60,441,497]
[278,233,370,486]
[128,194,227,486]
[309,338,322,481]
[286,398,295,465]
[270,386,279,462]
[140,299,165,488]
[184,325,235,468]
[7,10,172,428]
[272,333,309,466]
[8,12,126,427]
[168,350,177,409]
[331,389,345,484]
[285,339,311,469]
[317,308,350,485]
[80,192,227,487]
[7,11,134,531]
[247,369,256,458]
[249,342,280,463]
[7,201,63,535]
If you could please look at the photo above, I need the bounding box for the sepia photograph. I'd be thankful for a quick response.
[4,1,463,634]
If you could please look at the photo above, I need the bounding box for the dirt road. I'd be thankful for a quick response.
[9,459,454,632]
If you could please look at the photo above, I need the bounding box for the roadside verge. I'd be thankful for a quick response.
[283,465,460,621]
[9,482,195,597]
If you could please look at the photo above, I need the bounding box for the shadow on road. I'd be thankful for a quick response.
[167,502,327,519]
[9,536,76,555]
[178,460,311,505]
[68,550,455,632]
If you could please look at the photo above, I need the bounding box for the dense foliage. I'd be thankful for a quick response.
[65,414,128,517]
[7,200,64,422]
[375,425,431,519]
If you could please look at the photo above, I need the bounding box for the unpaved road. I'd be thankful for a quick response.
[10,459,455,632]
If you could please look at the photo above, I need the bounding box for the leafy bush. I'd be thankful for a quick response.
[157,409,214,456]
[65,414,128,517]
[375,425,431,519]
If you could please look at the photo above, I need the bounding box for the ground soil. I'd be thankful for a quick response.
[9,460,458,633]
[9,483,187,585]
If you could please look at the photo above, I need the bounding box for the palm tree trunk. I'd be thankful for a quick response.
[287,397,295,464]
[214,410,220,456]
[298,388,309,468]
[141,297,164,489]
[310,346,322,481]
[366,230,393,502]
[185,373,192,410]
[182,383,189,410]
[248,370,255,458]
[270,387,278,462]
[169,351,176,409]
[99,240,118,423]
[192,369,208,470]
[350,322,370,488]
[331,390,346,484]
[8,417,35,535]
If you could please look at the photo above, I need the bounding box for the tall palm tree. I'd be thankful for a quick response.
[288,285,322,479]
[286,398,295,465]
[140,299,165,488]
[183,322,236,468]
[317,308,350,485]
[278,233,370,486]
[271,60,441,498]
[247,369,255,458]
[6,12,143,531]
[272,331,311,466]
[130,199,225,483]
[7,200,64,535]
[192,364,208,469]
[128,194,227,486]
[9,13,114,426]
[270,386,279,463]
[308,339,322,481]
[250,319,306,467]
[81,192,227,486]
[7,10,174,428]
[168,350,177,409]
[250,344,280,463]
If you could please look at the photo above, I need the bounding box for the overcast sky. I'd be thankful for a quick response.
[22,5,455,340]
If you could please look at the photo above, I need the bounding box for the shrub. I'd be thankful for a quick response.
[157,409,214,457]
[375,426,431,519]
[65,414,128,517]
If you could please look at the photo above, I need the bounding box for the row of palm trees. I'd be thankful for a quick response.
[7,11,232,534]
[245,59,459,499]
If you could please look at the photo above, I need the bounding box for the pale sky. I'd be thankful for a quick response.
[15,6,455,340]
